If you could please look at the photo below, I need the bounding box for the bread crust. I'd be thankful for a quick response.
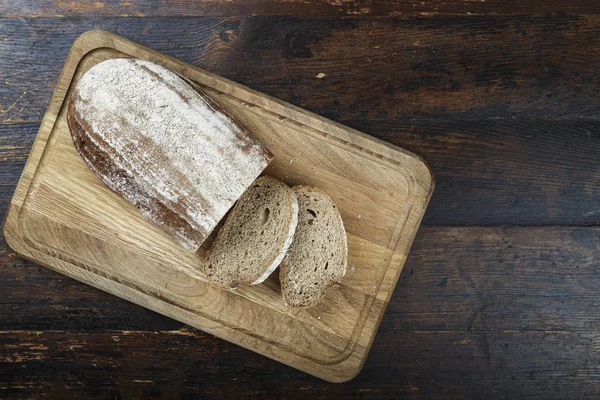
[67,99,206,250]
[67,58,272,251]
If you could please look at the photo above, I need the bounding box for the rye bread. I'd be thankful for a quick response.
[67,58,272,252]
[205,176,298,289]
[280,186,347,308]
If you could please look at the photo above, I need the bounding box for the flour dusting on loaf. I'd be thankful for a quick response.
[68,58,272,251]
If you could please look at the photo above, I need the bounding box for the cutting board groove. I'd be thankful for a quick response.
[3,30,434,382]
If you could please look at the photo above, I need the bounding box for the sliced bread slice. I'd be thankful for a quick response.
[205,176,298,289]
[280,186,348,308]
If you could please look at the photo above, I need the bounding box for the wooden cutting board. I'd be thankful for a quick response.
[3,30,434,382]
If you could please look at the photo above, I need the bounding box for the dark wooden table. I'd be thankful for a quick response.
[2,1,600,398]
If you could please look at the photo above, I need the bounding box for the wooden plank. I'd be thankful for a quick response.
[365,118,600,226]
[4,226,600,333]
[4,118,600,227]
[2,0,600,17]
[392,226,600,331]
[4,226,600,395]
[0,124,36,220]
[1,329,600,399]
[2,119,600,227]
[0,250,182,332]
[2,15,600,125]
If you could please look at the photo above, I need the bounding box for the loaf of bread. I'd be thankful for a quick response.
[67,58,272,252]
